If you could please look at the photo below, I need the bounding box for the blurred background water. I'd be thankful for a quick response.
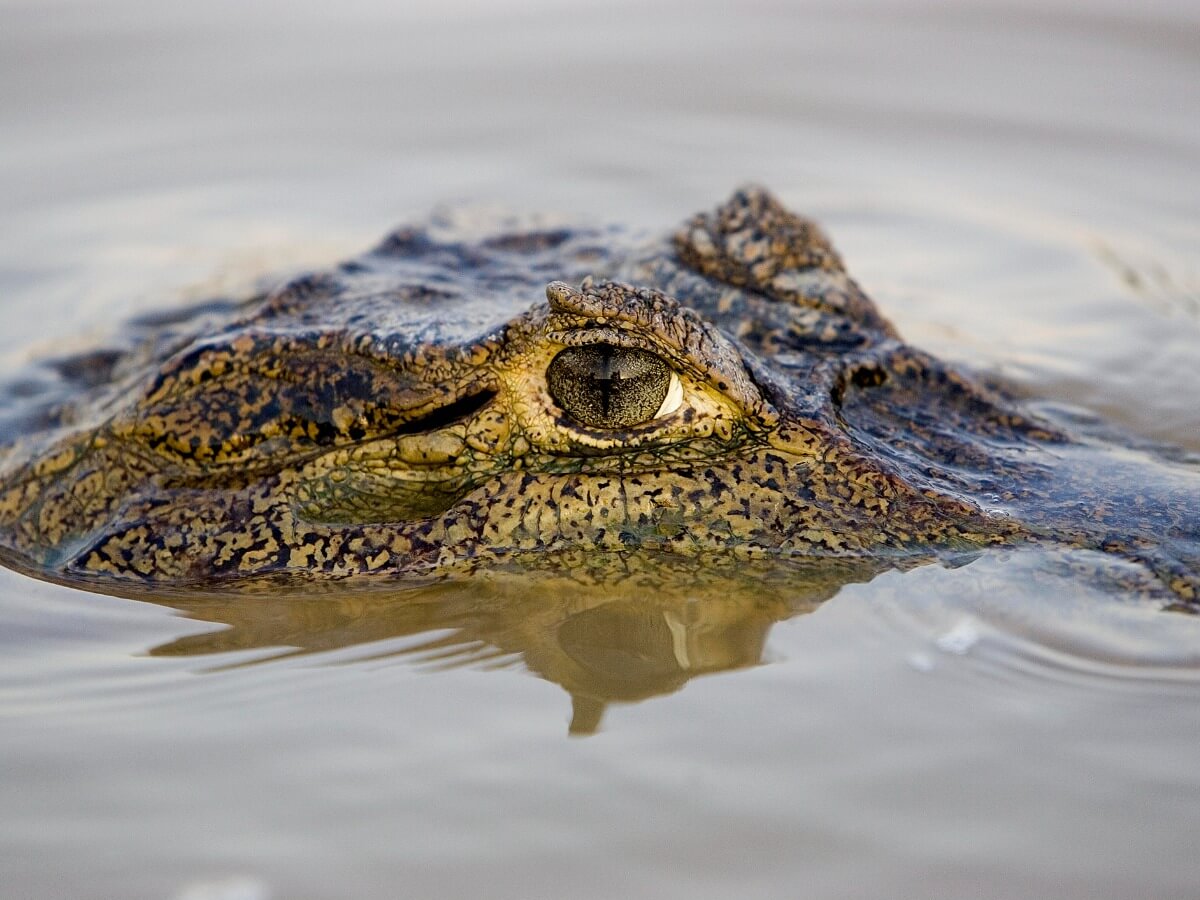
[1,1,1199,898]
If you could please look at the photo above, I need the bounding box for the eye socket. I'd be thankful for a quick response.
[547,343,680,429]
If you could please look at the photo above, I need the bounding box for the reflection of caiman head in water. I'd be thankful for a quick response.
[145,554,895,734]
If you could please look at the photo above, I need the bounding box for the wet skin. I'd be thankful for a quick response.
[0,188,1196,608]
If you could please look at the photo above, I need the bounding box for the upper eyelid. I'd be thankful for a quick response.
[543,327,694,377]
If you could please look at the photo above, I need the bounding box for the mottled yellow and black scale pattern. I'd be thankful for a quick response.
[0,187,1196,606]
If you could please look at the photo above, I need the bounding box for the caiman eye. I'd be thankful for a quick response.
[547,343,682,429]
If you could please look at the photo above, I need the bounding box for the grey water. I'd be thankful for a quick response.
[2,1,1199,898]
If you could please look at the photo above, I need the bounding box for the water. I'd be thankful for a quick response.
[2,1,1199,897]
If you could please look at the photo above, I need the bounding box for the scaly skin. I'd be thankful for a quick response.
[0,188,1196,605]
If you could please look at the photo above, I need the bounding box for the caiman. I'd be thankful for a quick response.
[0,187,1196,611]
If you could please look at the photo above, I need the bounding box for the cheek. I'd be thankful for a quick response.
[673,387,741,441]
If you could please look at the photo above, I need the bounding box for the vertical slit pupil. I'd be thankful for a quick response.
[596,344,617,416]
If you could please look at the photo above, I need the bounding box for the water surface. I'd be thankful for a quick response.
[2,1,1199,898]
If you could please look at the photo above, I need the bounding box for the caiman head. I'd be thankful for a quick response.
[0,188,1033,586]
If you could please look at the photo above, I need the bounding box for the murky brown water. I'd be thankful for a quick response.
[2,1,1199,898]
